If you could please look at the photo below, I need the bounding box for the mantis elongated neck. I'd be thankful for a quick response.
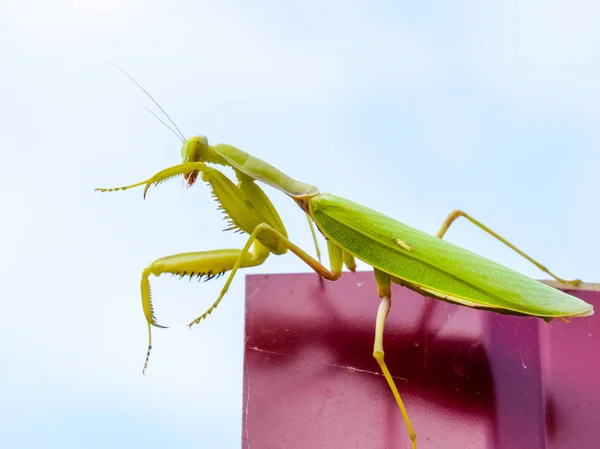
[214,143,320,198]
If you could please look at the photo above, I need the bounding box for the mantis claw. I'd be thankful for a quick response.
[96,162,209,198]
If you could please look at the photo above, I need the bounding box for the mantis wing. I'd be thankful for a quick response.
[310,194,593,318]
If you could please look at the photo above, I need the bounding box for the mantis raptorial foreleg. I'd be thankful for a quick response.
[140,244,270,373]
[98,161,297,371]
[189,223,344,327]
[98,160,353,368]
[436,210,581,286]
[373,268,416,449]
[141,248,269,328]
[97,160,327,263]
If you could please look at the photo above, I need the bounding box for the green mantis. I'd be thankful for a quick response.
[96,69,593,449]
[97,134,593,449]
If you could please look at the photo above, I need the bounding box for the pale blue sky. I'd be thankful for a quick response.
[1,1,599,448]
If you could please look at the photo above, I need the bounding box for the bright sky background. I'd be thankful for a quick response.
[1,1,599,448]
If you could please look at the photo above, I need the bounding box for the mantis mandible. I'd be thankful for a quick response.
[96,74,594,449]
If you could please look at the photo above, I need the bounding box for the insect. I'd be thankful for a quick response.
[96,72,594,449]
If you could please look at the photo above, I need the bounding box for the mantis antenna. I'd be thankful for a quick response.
[109,61,187,141]
[144,107,184,142]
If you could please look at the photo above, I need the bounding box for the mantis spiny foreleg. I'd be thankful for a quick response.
[97,160,353,369]
[188,223,345,327]
[98,161,292,371]
[140,246,270,373]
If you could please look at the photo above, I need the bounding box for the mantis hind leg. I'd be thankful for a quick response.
[436,210,581,286]
[372,268,417,449]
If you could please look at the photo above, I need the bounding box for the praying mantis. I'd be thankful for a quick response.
[96,72,594,449]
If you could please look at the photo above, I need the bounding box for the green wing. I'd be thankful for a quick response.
[310,194,593,318]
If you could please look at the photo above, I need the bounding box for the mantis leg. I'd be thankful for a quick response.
[373,269,417,449]
[188,223,344,327]
[306,213,322,263]
[141,243,270,373]
[436,210,581,286]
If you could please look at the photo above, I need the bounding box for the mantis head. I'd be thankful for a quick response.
[181,135,213,186]
[180,136,232,186]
